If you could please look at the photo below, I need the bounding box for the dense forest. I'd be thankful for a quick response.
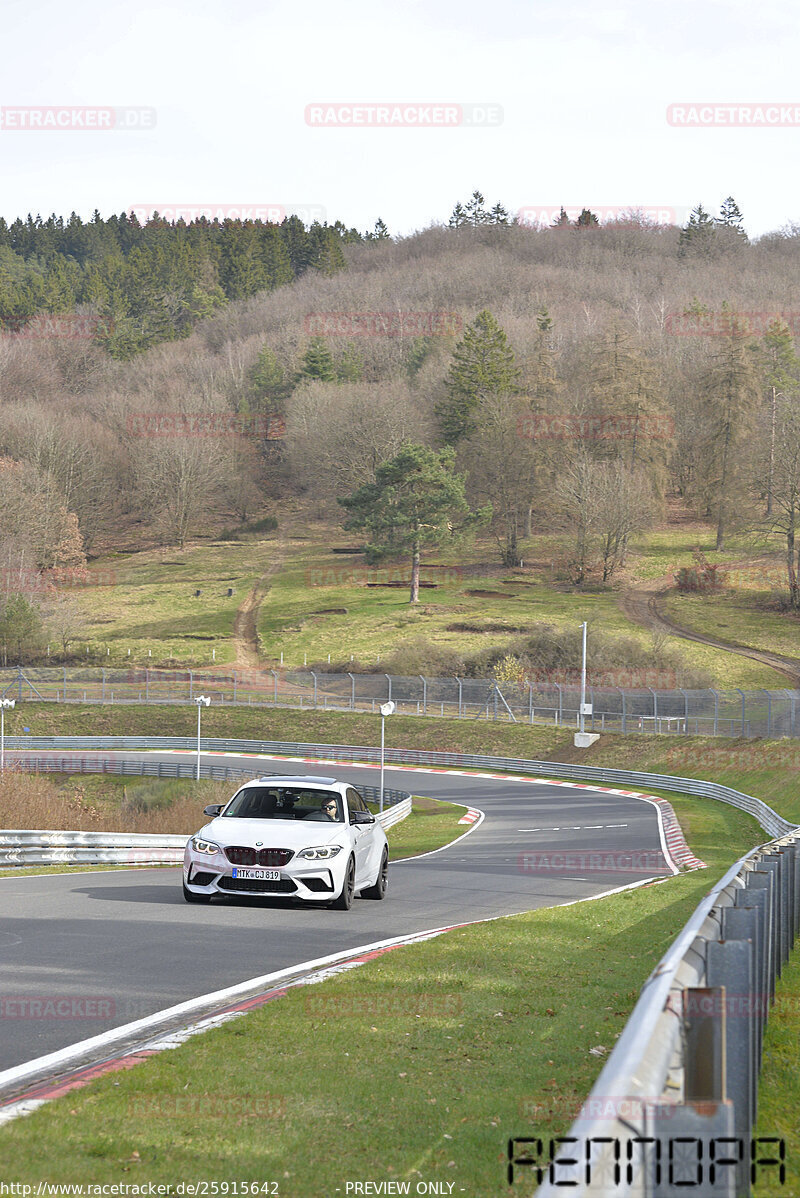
[0,209,378,357]
[1,192,800,638]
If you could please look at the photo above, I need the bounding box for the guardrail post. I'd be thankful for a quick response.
[456,676,463,718]
[679,687,689,733]
[744,870,776,1001]
[188,670,193,701]
[684,986,726,1102]
[348,672,355,710]
[420,675,427,715]
[385,674,392,704]
[555,683,562,726]
[723,904,763,1090]
[706,939,754,1174]
[528,682,533,724]
[762,851,791,969]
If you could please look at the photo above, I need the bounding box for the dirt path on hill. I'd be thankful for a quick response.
[230,541,287,671]
[620,574,800,687]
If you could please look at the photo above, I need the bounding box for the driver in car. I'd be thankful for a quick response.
[322,799,340,821]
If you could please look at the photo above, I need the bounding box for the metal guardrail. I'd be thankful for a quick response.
[2,667,799,738]
[532,828,800,1197]
[0,797,412,868]
[7,737,794,838]
[0,755,412,865]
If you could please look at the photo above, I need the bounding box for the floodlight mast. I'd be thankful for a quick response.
[194,695,211,780]
[379,700,396,812]
[0,698,15,774]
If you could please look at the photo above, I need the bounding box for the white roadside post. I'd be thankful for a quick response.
[378,700,396,812]
[0,698,15,773]
[194,695,211,780]
[574,621,599,748]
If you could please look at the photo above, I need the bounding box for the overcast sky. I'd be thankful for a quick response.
[2,0,799,238]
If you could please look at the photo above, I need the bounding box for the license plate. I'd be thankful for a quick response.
[231,868,281,881]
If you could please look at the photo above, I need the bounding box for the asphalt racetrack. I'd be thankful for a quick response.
[0,753,673,1072]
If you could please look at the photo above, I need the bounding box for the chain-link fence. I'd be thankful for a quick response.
[0,665,797,738]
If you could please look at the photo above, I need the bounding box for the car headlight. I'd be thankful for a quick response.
[298,845,343,861]
[191,837,221,855]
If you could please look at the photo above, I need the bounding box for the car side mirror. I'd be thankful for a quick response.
[203,804,224,817]
[350,810,375,825]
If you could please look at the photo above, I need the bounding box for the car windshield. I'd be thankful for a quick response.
[221,786,342,821]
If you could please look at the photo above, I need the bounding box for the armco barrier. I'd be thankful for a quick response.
[0,756,411,865]
[0,799,412,867]
[5,737,794,838]
[532,828,800,1197]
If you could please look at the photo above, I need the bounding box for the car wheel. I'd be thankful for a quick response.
[331,855,356,910]
[362,848,388,900]
[183,881,213,904]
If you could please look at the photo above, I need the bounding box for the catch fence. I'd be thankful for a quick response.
[0,667,798,738]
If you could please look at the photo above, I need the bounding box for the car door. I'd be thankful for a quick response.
[346,787,375,883]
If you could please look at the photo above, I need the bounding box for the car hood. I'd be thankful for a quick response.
[197,817,346,848]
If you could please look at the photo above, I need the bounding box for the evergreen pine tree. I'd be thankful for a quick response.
[297,338,336,383]
[574,208,599,228]
[436,310,520,443]
[678,204,716,257]
[717,196,747,237]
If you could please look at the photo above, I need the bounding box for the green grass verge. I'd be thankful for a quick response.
[0,794,762,1193]
[665,589,800,661]
[753,948,800,1197]
[57,518,799,685]
[59,539,279,667]
[385,796,469,860]
[0,864,171,879]
[254,530,788,687]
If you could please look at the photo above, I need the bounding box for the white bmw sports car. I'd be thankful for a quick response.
[182,775,389,910]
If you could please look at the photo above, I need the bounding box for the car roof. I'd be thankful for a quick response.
[242,774,341,788]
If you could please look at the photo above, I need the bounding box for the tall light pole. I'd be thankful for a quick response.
[579,621,588,734]
[194,696,211,780]
[0,699,14,774]
[378,700,396,812]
